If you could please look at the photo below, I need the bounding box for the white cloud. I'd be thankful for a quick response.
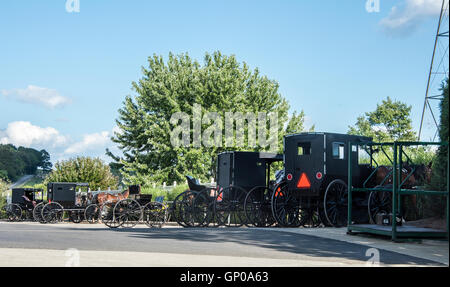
[380,0,446,36]
[0,121,68,148]
[1,85,71,109]
[64,131,110,155]
[0,121,119,164]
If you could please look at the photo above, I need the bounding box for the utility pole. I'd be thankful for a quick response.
[419,0,449,141]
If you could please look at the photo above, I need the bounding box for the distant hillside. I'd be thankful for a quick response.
[0,144,52,182]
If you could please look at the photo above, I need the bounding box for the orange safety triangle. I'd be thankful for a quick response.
[296,173,311,189]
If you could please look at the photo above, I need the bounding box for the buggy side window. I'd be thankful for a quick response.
[332,142,345,160]
[297,142,311,156]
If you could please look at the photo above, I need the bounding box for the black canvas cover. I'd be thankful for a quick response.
[11,188,41,205]
[217,151,282,191]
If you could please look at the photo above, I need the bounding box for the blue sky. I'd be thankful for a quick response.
[0,0,447,163]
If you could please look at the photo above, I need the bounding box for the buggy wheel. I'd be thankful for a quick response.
[191,188,217,227]
[114,199,142,228]
[244,186,276,227]
[324,179,348,227]
[84,204,100,224]
[368,190,392,224]
[41,202,64,223]
[180,190,198,227]
[5,204,22,222]
[69,210,83,223]
[214,186,247,227]
[143,202,168,228]
[100,203,121,228]
[33,202,46,223]
[271,183,305,227]
[172,190,195,227]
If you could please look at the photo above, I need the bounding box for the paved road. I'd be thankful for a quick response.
[0,222,444,267]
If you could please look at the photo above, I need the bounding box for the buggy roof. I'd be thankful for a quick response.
[12,188,43,193]
[258,152,283,162]
[219,151,283,163]
[285,132,372,142]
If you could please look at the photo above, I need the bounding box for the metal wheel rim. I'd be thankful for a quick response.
[41,202,64,224]
[324,179,348,227]
[6,204,22,222]
[214,186,247,227]
[33,202,46,223]
[100,203,122,228]
[114,199,142,228]
[271,184,303,227]
[192,188,215,227]
[143,202,167,228]
[244,186,275,227]
[84,204,100,224]
[368,190,392,224]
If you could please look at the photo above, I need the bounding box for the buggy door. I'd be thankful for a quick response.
[284,134,324,195]
[217,153,233,188]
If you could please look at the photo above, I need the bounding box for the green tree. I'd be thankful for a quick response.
[0,178,8,194]
[39,150,52,173]
[45,157,118,190]
[285,110,315,134]
[0,144,25,181]
[0,144,51,181]
[348,97,416,142]
[0,170,7,181]
[430,79,449,191]
[109,51,308,184]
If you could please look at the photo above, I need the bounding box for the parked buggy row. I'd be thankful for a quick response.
[173,132,407,228]
[2,183,168,229]
[3,132,435,230]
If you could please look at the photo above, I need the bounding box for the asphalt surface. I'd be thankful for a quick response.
[0,222,444,266]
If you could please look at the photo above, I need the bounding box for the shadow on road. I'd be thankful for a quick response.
[61,226,442,266]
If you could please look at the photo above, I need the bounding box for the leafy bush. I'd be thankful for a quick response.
[141,184,188,201]
[0,179,8,219]
[45,157,118,190]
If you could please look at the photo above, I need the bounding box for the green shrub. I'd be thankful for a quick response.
[141,184,188,201]
[45,157,118,190]
[0,179,8,219]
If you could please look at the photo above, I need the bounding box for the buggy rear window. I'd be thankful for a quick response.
[297,142,311,155]
[332,142,345,159]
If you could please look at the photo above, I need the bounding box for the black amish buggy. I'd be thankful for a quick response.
[215,151,283,227]
[174,151,283,228]
[41,182,90,223]
[213,151,283,227]
[3,188,43,221]
[272,132,373,227]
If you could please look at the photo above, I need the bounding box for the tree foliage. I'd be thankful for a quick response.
[45,157,118,190]
[430,79,449,191]
[0,178,7,218]
[285,111,314,134]
[110,51,310,184]
[0,144,52,181]
[348,97,416,142]
[0,178,8,193]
